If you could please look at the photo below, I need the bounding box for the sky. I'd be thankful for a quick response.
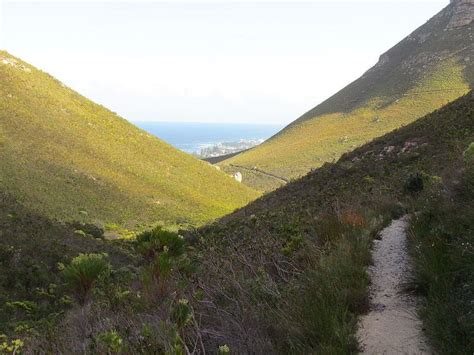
[1,0,449,124]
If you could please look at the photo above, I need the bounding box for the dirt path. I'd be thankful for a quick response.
[357,216,431,354]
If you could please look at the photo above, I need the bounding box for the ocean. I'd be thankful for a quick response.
[133,122,284,154]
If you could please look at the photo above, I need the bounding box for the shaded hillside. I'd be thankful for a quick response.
[0,51,259,229]
[220,0,473,191]
[190,92,474,352]
[0,190,136,343]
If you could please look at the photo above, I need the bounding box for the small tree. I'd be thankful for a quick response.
[136,228,185,298]
[62,253,110,304]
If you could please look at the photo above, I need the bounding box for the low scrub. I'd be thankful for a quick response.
[409,146,474,354]
[274,224,371,353]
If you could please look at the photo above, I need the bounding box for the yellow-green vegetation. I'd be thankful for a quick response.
[222,59,470,189]
[188,93,474,352]
[1,4,473,352]
[0,51,259,228]
[219,4,474,191]
[219,164,286,192]
[0,92,472,353]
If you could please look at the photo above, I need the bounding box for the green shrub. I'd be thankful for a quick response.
[463,141,474,162]
[218,344,230,354]
[281,234,304,257]
[5,301,38,317]
[273,217,371,354]
[97,330,123,354]
[409,156,474,354]
[404,172,424,194]
[171,299,191,329]
[62,253,110,304]
[136,228,186,299]
[0,337,24,354]
[136,228,185,261]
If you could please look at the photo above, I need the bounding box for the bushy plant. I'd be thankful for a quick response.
[463,141,474,162]
[218,344,230,354]
[136,227,185,260]
[97,330,123,354]
[62,253,110,304]
[136,228,186,299]
[0,337,24,354]
[409,147,474,354]
[5,301,38,320]
[171,298,191,329]
[276,231,371,353]
[404,172,424,194]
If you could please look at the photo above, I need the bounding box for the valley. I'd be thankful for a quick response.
[218,1,474,191]
[0,1,473,354]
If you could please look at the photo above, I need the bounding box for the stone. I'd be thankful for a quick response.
[233,171,242,183]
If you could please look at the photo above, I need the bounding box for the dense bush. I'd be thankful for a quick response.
[272,213,372,353]
[96,330,123,354]
[409,148,474,354]
[62,253,111,304]
[404,172,424,194]
[136,228,185,261]
[136,228,187,299]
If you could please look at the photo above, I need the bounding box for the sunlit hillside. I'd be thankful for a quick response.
[0,51,259,231]
[220,1,473,191]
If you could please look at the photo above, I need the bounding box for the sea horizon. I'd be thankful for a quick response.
[133,121,284,154]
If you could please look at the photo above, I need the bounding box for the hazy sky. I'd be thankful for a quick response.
[1,0,448,124]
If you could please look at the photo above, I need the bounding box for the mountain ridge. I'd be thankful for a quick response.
[218,1,473,191]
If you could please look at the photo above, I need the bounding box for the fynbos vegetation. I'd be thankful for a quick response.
[62,253,111,304]
[0,50,258,230]
[219,0,474,191]
[0,1,472,353]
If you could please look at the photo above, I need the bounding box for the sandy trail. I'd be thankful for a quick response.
[357,216,431,354]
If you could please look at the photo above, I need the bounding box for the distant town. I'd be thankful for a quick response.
[195,138,264,158]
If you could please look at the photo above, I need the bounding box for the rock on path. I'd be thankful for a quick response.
[357,216,431,354]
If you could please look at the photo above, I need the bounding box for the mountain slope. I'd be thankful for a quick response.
[219,0,473,191]
[3,94,472,354]
[190,92,474,352]
[0,51,259,229]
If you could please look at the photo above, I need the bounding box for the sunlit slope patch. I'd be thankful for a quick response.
[222,59,470,184]
[220,0,474,191]
[0,51,259,228]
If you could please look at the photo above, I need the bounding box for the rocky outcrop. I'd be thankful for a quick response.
[447,0,474,29]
